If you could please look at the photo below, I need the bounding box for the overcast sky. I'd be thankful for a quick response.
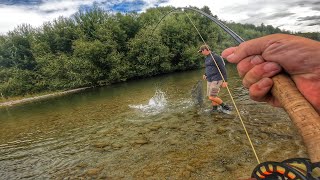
[0,0,319,35]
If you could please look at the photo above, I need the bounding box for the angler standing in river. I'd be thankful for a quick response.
[198,44,231,112]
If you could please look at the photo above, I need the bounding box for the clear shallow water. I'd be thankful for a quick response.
[0,65,307,179]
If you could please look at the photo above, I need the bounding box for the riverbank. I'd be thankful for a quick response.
[0,87,91,108]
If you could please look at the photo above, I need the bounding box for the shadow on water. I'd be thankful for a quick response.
[0,66,307,179]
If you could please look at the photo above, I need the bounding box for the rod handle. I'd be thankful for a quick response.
[271,74,320,163]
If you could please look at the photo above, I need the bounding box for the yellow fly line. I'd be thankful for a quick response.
[184,12,261,164]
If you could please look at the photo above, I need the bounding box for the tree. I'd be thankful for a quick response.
[127,28,171,77]
[36,17,78,55]
[1,24,37,70]
[0,5,299,98]
[201,6,214,17]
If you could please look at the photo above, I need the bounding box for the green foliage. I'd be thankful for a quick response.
[127,29,171,77]
[201,6,213,16]
[37,53,95,89]
[115,12,141,42]
[73,6,107,40]
[0,5,318,98]
[36,53,71,89]
[139,6,175,27]
[73,38,126,85]
[0,68,41,96]
[157,13,201,69]
[38,17,79,54]
[179,46,201,70]
[295,32,320,41]
[1,24,37,70]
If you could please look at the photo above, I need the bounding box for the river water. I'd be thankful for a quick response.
[0,65,307,179]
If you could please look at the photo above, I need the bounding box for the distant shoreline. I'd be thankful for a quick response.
[0,87,91,108]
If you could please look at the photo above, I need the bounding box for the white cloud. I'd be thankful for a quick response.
[0,0,319,34]
[157,0,320,33]
[0,5,47,34]
[0,0,96,34]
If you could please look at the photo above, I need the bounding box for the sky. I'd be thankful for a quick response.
[0,0,319,35]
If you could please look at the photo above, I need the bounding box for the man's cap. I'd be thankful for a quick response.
[198,45,210,53]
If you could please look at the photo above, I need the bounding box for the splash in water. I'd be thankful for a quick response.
[129,89,167,116]
[148,89,167,108]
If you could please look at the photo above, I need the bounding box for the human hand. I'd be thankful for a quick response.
[221,82,228,88]
[221,34,320,113]
[203,75,207,80]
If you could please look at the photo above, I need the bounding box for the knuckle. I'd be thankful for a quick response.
[237,61,250,77]
[242,79,250,88]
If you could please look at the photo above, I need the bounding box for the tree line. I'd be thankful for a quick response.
[0,6,318,98]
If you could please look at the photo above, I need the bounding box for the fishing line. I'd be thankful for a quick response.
[149,7,320,179]
[184,12,261,164]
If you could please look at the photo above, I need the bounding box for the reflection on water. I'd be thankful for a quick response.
[0,66,307,179]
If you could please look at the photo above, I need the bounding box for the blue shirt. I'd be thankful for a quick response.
[205,53,227,82]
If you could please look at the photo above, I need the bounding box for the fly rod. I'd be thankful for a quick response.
[180,7,320,163]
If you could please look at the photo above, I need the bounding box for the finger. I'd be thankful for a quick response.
[224,34,284,63]
[221,47,238,63]
[237,55,265,78]
[249,78,273,102]
[242,62,282,88]
[249,78,281,107]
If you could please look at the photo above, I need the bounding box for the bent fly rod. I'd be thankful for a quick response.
[158,7,320,165]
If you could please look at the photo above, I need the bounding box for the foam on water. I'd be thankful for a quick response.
[129,89,168,116]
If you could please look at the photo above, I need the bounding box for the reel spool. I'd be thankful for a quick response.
[251,158,320,180]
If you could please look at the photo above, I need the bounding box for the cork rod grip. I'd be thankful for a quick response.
[271,74,320,163]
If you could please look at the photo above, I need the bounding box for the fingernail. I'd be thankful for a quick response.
[263,63,280,72]
[251,56,264,65]
[226,53,234,59]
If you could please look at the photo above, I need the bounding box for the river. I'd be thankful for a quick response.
[0,65,307,179]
